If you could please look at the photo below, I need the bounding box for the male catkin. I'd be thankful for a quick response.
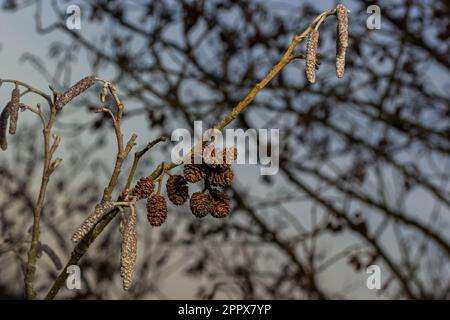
[55,76,96,110]
[9,87,20,135]
[120,209,137,291]
[0,104,10,151]
[336,4,349,78]
[71,201,115,243]
[306,30,319,84]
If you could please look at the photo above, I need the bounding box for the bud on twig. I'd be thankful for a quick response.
[55,76,96,111]
[306,30,319,84]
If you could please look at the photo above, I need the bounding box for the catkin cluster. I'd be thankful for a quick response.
[304,4,349,83]
[71,200,115,243]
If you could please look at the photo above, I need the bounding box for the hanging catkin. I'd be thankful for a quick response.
[306,30,319,84]
[55,76,96,110]
[120,208,137,291]
[0,104,10,151]
[9,87,20,135]
[336,4,348,78]
[71,201,115,243]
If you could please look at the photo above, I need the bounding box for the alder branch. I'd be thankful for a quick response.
[43,7,341,299]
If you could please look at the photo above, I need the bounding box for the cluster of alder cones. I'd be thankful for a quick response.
[132,144,237,228]
[109,145,236,290]
[305,4,349,83]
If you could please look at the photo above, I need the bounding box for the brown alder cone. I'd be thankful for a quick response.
[55,76,96,110]
[223,147,238,164]
[131,176,154,199]
[166,174,189,205]
[71,201,115,243]
[0,103,10,151]
[190,192,211,218]
[306,30,319,84]
[9,87,20,135]
[210,189,231,218]
[336,4,349,78]
[184,164,207,183]
[206,168,234,187]
[147,195,168,226]
[120,208,137,291]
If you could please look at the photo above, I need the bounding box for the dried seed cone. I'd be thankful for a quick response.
[0,104,10,151]
[55,76,96,110]
[190,192,211,218]
[306,30,319,84]
[120,209,137,291]
[184,164,207,183]
[210,189,231,218]
[336,4,348,78]
[166,175,189,205]
[147,195,168,226]
[9,87,20,135]
[131,177,154,199]
[207,168,234,187]
[71,201,115,243]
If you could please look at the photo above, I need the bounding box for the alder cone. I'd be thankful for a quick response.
[336,4,348,78]
[9,87,20,135]
[190,192,211,218]
[210,189,231,218]
[184,164,206,183]
[147,195,168,226]
[206,168,234,187]
[166,175,189,205]
[306,30,319,84]
[131,176,154,199]
[55,76,96,110]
